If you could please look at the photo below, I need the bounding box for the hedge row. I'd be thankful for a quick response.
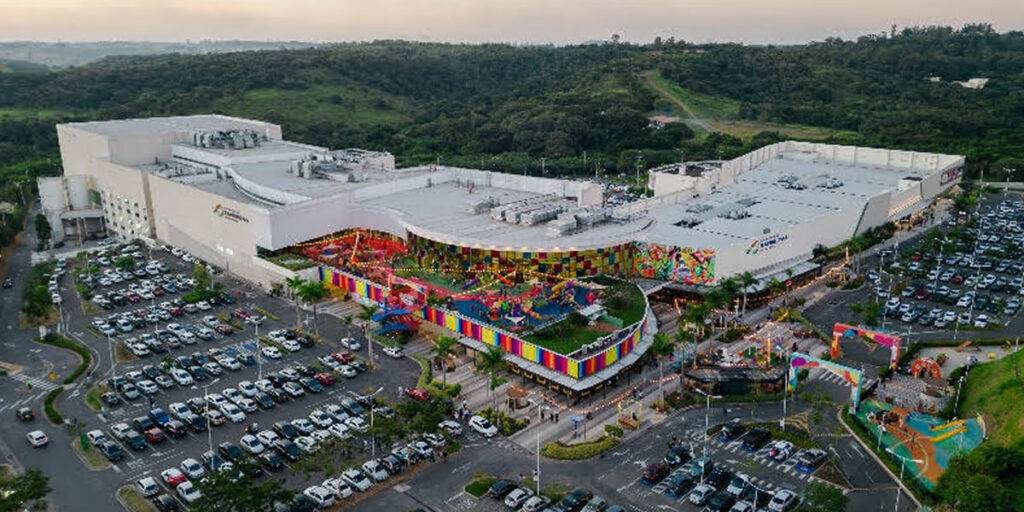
[37,333,92,425]
[542,434,619,460]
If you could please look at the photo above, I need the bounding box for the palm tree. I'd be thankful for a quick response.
[432,336,457,386]
[296,280,329,335]
[739,271,757,317]
[683,303,709,367]
[478,347,506,412]
[650,333,674,401]
[285,276,305,329]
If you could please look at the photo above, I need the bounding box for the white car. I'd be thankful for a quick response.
[309,409,334,429]
[237,380,258,397]
[382,346,403,358]
[168,402,192,420]
[26,430,48,448]
[768,489,799,512]
[219,403,246,423]
[170,368,193,386]
[295,436,318,454]
[236,398,258,413]
[362,459,389,482]
[256,430,280,447]
[345,416,368,433]
[291,418,315,434]
[254,379,275,392]
[86,429,108,446]
[339,365,357,379]
[303,485,336,508]
[505,487,535,508]
[340,337,361,351]
[730,501,755,512]
[689,484,715,505]
[180,458,206,480]
[328,423,352,440]
[311,429,332,444]
[439,420,463,436]
[110,423,133,441]
[136,476,159,498]
[261,346,282,359]
[322,477,354,499]
[282,339,301,352]
[206,393,227,409]
[219,357,241,371]
[468,415,498,438]
[341,468,372,492]
[177,481,202,504]
[222,388,244,405]
[974,314,989,328]
[240,435,265,455]
[521,496,551,512]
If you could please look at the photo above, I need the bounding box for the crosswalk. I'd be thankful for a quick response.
[678,429,810,481]
[8,372,62,392]
[808,368,849,386]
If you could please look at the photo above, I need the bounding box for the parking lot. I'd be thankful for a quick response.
[60,242,453,510]
[811,194,1024,343]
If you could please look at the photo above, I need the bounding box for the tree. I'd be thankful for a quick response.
[478,347,506,411]
[850,301,882,327]
[650,332,675,400]
[284,276,304,329]
[191,460,293,512]
[296,280,329,335]
[432,335,457,386]
[0,468,50,512]
[113,255,135,271]
[739,271,757,316]
[33,213,50,249]
[192,263,212,292]
[682,303,709,366]
[795,482,848,512]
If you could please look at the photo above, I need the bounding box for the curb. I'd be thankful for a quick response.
[835,409,922,509]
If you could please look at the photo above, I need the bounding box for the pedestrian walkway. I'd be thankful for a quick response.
[8,372,61,392]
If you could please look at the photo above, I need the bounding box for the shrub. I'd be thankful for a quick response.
[541,435,619,460]
[479,408,527,436]
[43,387,64,424]
[604,424,624,438]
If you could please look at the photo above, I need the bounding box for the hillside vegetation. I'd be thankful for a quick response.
[1,25,1023,181]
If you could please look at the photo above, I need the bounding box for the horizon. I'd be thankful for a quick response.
[1,0,1021,46]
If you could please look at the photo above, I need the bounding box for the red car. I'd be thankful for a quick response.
[313,372,335,386]
[125,292,141,303]
[161,468,188,487]
[168,307,184,317]
[143,427,166,444]
[232,308,251,320]
[152,287,165,296]
[405,388,430,401]
[214,324,233,335]
[331,351,354,364]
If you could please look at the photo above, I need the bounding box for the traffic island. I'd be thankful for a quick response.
[116,486,155,512]
[71,440,111,471]
[541,434,620,460]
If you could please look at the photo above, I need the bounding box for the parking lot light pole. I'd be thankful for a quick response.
[528,399,542,495]
[885,448,922,512]
[366,386,384,458]
[693,387,721,484]
[204,378,221,455]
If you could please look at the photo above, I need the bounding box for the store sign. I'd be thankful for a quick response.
[940,167,962,186]
[213,204,249,223]
[746,233,788,255]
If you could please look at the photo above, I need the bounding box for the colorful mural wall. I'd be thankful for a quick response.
[831,323,901,369]
[408,233,634,281]
[789,352,864,411]
[632,242,716,285]
[320,266,647,380]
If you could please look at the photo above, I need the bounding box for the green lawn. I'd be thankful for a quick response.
[643,70,858,142]
[957,348,1024,446]
[212,84,412,128]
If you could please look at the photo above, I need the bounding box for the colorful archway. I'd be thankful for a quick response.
[789,352,864,412]
[831,323,901,369]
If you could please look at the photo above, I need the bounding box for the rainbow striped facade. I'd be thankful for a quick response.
[320,266,647,379]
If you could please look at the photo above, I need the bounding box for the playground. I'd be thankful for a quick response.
[297,229,645,354]
[856,399,984,489]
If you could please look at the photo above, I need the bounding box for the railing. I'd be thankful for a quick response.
[319,265,649,380]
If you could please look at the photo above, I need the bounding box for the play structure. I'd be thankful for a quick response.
[910,357,943,379]
[831,323,901,369]
[371,285,424,335]
[788,352,864,412]
[858,400,984,489]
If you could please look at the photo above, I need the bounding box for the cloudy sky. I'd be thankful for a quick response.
[0,0,1019,44]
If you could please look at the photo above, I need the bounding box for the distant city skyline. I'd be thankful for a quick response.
[0,0,1020,45]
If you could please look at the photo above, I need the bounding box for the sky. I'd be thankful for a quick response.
[0,0,1020,45]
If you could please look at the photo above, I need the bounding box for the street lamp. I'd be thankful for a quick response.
[362,386,384,458]
[527,399,543,495]
[693,387,721,484]
[885,447,922,512]
[203,378,221,455]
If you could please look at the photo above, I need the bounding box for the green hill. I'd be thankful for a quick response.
[957,348,1024,446]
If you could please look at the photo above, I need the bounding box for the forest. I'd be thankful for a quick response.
[1,24,1022,183]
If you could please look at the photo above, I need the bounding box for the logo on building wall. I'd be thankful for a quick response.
[746,233,788,255]
[940,167,962,186]
[213,204,249,223]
